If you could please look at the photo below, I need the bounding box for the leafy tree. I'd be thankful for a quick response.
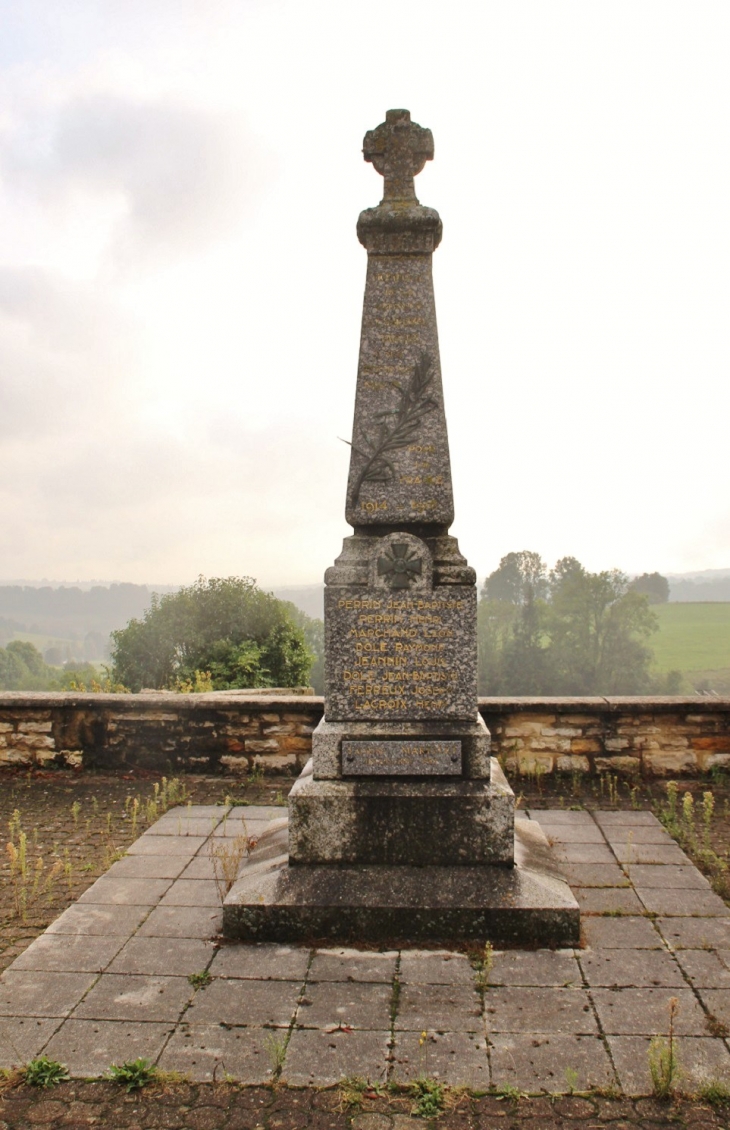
[0,641,54,690]
[629,572,670,604]
[482,551,548,604]
[478,554,659,695]
[110,576,313,692]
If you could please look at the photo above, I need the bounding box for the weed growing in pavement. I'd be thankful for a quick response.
[656,781,730,898]
[188,970,212,990]
[697,1078,730,1105]
[473,941,494,994]
[23,1057,69,1087]
[493,1082,527,1101]
[563,1066,579,1094]
[108,1058,157,1091]
[410,1075,446,1117]
[648,996,680,1100]
[263,1031,288,1076]
[338,1075,385,1109]
[210,829,256,901]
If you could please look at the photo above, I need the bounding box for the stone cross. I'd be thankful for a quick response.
[363,108,434,203]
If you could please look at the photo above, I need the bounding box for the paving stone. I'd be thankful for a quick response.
[77,877,173,905]
[147,817,223,836]
[46,904,152,936]
[390,1029,488,1087]
[0,971,97,1017]
[558,863,629,888]
[657,916,730,950]
[610,843,690,865]
[573,888,644,915]
[350,1116,392,1130]
[635,888,730,917]
[72,973,194,1022]
[594,811,662,827]
[582,916,662,949]
[543,824,605,844]
[0,1017,61,1067]
[395,982,482,1032]
[695,989,730,1031]
[180,856,218,880]
[676,949,730,989]
[105,854,190,880]
[602,826,677,846]
[488,949,581,987]
[283,1027,390,1087]
[591,987,708,1035]
[165,805,231,819]
[624,863,711,890]
[483,987,596,1034]
[398,950,474,985]
[185,978,301,1027]
[489,1033,615,1093]
[578,948,685,987]
[531,810,596,825]
[6,934,127,974]
[107,936,217,976]
[608,1035,730,1096]
[299,981,392,1030]
[551,843,616,864]
[127,835,206,856]
[159,1023,275,1083]
[136,906,222,938]
[209,944,310,981]
[42,1019,171,1078]
[159,880,222,907]
[309,948,398,983]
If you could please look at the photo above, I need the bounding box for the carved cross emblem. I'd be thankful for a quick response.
[363,109,434,203]
[377,543,423,589]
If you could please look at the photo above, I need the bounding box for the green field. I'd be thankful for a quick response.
[650,603,730,684]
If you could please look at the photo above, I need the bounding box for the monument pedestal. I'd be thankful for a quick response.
[223,792,580,945]
[223,109,579,947]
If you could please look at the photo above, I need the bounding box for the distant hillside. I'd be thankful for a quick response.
[668,577,730,602]
[269,584,324,620]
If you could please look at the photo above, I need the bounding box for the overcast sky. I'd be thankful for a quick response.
[1,0,728,589]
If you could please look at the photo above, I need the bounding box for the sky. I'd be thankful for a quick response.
[1,0,728,589]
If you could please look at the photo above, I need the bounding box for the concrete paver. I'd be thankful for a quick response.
[299,981,392,1030]
[72,973,194,1022]
[489,1033,615,1092]
[397,950,473,984]
[42,1019,171,1078]
[159,1023,275,1084]
[309,948,398,983]
[390,1030,488,1087]
[484,986,597,1034]
[2,802,730,1098]
[578,948,685,988]
[184,978,301,1027]
[582,915,663,948]
[488,948,581,987]
[284,1027,391,1086]
[608,1035,730,1096]
[590,987,709,1035]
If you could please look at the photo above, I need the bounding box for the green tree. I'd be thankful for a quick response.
[482,550,548,605]
[629,572,670,604]
[0,641,54,690]
[110,576,313,692]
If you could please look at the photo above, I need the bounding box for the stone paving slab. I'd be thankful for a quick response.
[1,803,730,1098]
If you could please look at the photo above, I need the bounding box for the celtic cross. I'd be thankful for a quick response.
[363,109,434,203]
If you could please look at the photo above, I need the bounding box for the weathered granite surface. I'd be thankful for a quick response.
[224,812,579,946]
[311,715,491,780]
[288,758,514,866]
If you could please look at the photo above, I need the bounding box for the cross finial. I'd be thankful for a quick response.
[363,109,434,204]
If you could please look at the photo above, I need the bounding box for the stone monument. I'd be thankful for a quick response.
[224,110,579,944]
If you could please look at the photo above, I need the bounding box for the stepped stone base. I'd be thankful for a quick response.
[288,758,514,866]
[223,813,580,947]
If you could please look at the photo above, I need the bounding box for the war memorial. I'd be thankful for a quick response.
[223,110,579,944]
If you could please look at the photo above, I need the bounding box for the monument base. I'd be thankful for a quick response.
[223,811,580,947]
[288,758,514,866]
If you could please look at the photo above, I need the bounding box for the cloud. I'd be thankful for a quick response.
[1,92,276,268]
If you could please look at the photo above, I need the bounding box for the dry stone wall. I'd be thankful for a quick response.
[0,693,728,778]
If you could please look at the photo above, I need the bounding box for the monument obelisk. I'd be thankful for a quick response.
[224,110,579,944]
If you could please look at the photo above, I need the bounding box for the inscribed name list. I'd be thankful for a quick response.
[325,586,476,721]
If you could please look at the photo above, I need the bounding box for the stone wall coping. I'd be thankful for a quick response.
[0,693,728,712]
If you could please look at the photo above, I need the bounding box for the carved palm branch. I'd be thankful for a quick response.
[347,352,438,506]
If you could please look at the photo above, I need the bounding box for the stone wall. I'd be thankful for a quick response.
[0,693,728,778]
